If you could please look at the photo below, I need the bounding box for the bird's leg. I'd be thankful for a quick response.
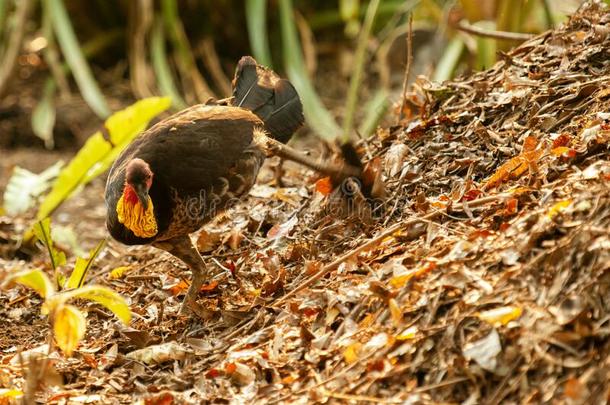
[265,138,362,182]
[274,157,285,187]
[153,235,215,319]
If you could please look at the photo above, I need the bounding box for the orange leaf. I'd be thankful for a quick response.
[389,262,436,288]
[206,368,221,378]
[564,377,584,400]
[200,280,219,292]
[315,177,333,196]
[169,280,189,296]
[504,197,518,215]
[552,133,571,148]
[484,136,542,190]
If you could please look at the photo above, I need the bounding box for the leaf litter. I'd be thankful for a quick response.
[2,2,610,403]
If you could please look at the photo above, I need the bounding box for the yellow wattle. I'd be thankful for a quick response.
[116,194,158,238]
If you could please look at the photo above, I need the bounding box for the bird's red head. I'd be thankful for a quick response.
[124,158,153,208]
[117,158,158,238]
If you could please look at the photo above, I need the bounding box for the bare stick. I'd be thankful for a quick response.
[457,20,534,42]
[0,0,33,99]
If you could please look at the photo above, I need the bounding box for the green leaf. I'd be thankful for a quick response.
[65,239,106,289]
[33,218,66,273]
[31,79,57,149]
[2,161,63,216]
[4,268,55,299]
[278,0,341,140]
[246,0,273,67]
[48,0,110,118]
[53,303,86,356]
[55,285,131,325]
[475,20,497,70]
[35,97,170,221]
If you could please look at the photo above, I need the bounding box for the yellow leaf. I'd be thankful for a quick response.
[396,326,418,341]
[0,388,24,399]
[389,262,436,288]
[53,285,131,325]
[108,266,131,280]
[5,268,55,299]
[54,304,86,356]
[388,298,402,326]
[35,97,171,222]
[477,306,522,326]
[547,200,571,219]
[343,342,362,364]
[359,313,374,329]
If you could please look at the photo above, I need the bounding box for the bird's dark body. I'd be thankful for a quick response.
[105,105,267,245]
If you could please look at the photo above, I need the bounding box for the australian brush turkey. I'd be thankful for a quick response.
[105,56,359,317]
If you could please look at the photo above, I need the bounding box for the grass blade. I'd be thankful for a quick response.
[151,20,187,109]
[48,0,110,118]
[65,239,106,289]
[432,36,464,82]
[246,0,273,67]
[342,0,380,142]
[358,88,389,138]
[278,0,340,140]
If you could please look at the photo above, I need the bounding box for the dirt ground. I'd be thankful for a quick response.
[2,2,610,404]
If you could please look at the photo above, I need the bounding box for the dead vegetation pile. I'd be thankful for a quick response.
[2,1,610,403]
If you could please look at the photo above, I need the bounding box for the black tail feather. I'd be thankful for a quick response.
[232,56,304,143]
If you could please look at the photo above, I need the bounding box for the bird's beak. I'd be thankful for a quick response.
[134,183,149,210]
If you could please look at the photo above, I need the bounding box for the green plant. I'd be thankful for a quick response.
[4,220,130,356]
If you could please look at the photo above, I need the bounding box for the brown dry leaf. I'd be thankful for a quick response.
[267,215,298,239]
[462,329,502,373]
[228,229,243,250]
[197,229,221,253]
[388,298,402,326]
[261,267,286,297]
[126,341,191,365]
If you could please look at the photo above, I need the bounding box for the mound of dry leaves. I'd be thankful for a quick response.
[2,1,610,403]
